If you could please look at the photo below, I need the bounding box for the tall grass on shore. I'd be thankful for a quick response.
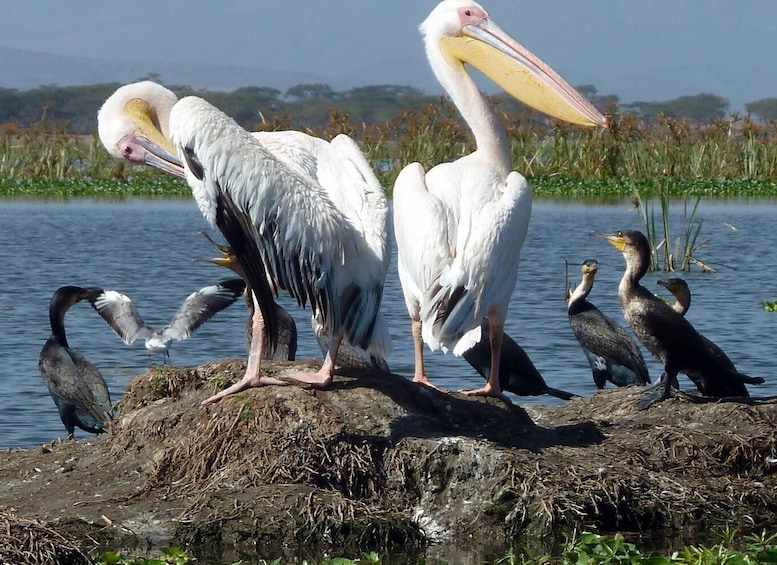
[5,100,777,198]
[632,181,711,273]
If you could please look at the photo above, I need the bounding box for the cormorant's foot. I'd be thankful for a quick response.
[413,375,448,393]
[637,387,673,410]
[201,374,288,406]
[651,372,679,391]
[279,371,333,390]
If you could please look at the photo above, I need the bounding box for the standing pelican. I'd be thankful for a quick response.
[567,259,650,389]
[89,279,246,362]
[393,0,607,397]
[98,82,392,401]
[38,286,114,439]
[593,230,764,405]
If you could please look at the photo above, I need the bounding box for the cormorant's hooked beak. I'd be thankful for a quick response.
[590,231,626,252]
[122,98,185,177]
[581,258,600,276]
[444,18,608,128]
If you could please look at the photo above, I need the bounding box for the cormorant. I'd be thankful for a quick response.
[567,259,651,389]
[656,277,690,315]
[89,278,246,362]
[38,286,114,439]
[463,320,576,400]
[657,277,738,373]
[593,230,763,405]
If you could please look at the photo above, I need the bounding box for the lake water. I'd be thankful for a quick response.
[2,197,777,448]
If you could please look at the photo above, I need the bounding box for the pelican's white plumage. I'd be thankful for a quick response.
[171,97,390,396]
[98,81,392,401]
[394,0,607,396]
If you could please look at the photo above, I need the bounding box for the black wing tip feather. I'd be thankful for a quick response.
[213,181,279,349]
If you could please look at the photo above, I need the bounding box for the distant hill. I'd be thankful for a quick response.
[0,45,334,92]
[0,45,441,95]
[2,44,768,112]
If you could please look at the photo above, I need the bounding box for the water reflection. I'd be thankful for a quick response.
[1,198,776,447]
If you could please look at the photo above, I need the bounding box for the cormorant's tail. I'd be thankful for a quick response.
[544,387,578,401]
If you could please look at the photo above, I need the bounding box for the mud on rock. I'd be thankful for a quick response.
[2,359,777,562]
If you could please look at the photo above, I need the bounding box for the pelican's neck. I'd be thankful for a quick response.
[428,41,511,175]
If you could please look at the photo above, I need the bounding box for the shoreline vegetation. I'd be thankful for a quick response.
[3,103,777,198]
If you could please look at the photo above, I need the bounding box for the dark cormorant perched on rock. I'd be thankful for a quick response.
[593,230,763,405]
[464,321,576,400]
[38,286,114,439]
[567,259,650,389]
[89,278,246,362]
[656,277,739,374]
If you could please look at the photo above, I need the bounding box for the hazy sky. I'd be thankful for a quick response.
[2,1,776,109]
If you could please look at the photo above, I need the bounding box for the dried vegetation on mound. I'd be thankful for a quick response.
[2,359,777,562]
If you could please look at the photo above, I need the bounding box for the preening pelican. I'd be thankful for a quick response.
[195,231,298,362]
[393,0,607,397]
[89,279,246,361]
[38,286,114,439]
[567,259,650,389]
[98,82,392,402]
[593,230,764,406]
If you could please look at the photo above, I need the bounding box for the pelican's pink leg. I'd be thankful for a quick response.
[461,315,505,398]
[282,334,341,389]
[411,319,446,392]
[202,291,287,405]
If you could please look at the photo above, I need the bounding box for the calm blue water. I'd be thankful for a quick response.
[2,197,777,448]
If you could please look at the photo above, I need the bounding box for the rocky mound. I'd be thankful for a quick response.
[2,359,776,563]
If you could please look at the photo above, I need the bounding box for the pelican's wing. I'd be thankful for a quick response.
[259,131,391,274]
[393,162,455,322]
[88,290,154,345]
[171,97,355,346]
[420,168,531,352]
[326,134,391,268]
[253,130,320,181]
[161,278,246,342]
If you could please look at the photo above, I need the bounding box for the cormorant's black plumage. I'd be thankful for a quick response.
[38,286,114,438]
[594,230,763,405]
[567,259,650,389]
[464,321,576,400]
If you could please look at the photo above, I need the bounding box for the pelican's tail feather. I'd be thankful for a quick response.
[452,325,482,357]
